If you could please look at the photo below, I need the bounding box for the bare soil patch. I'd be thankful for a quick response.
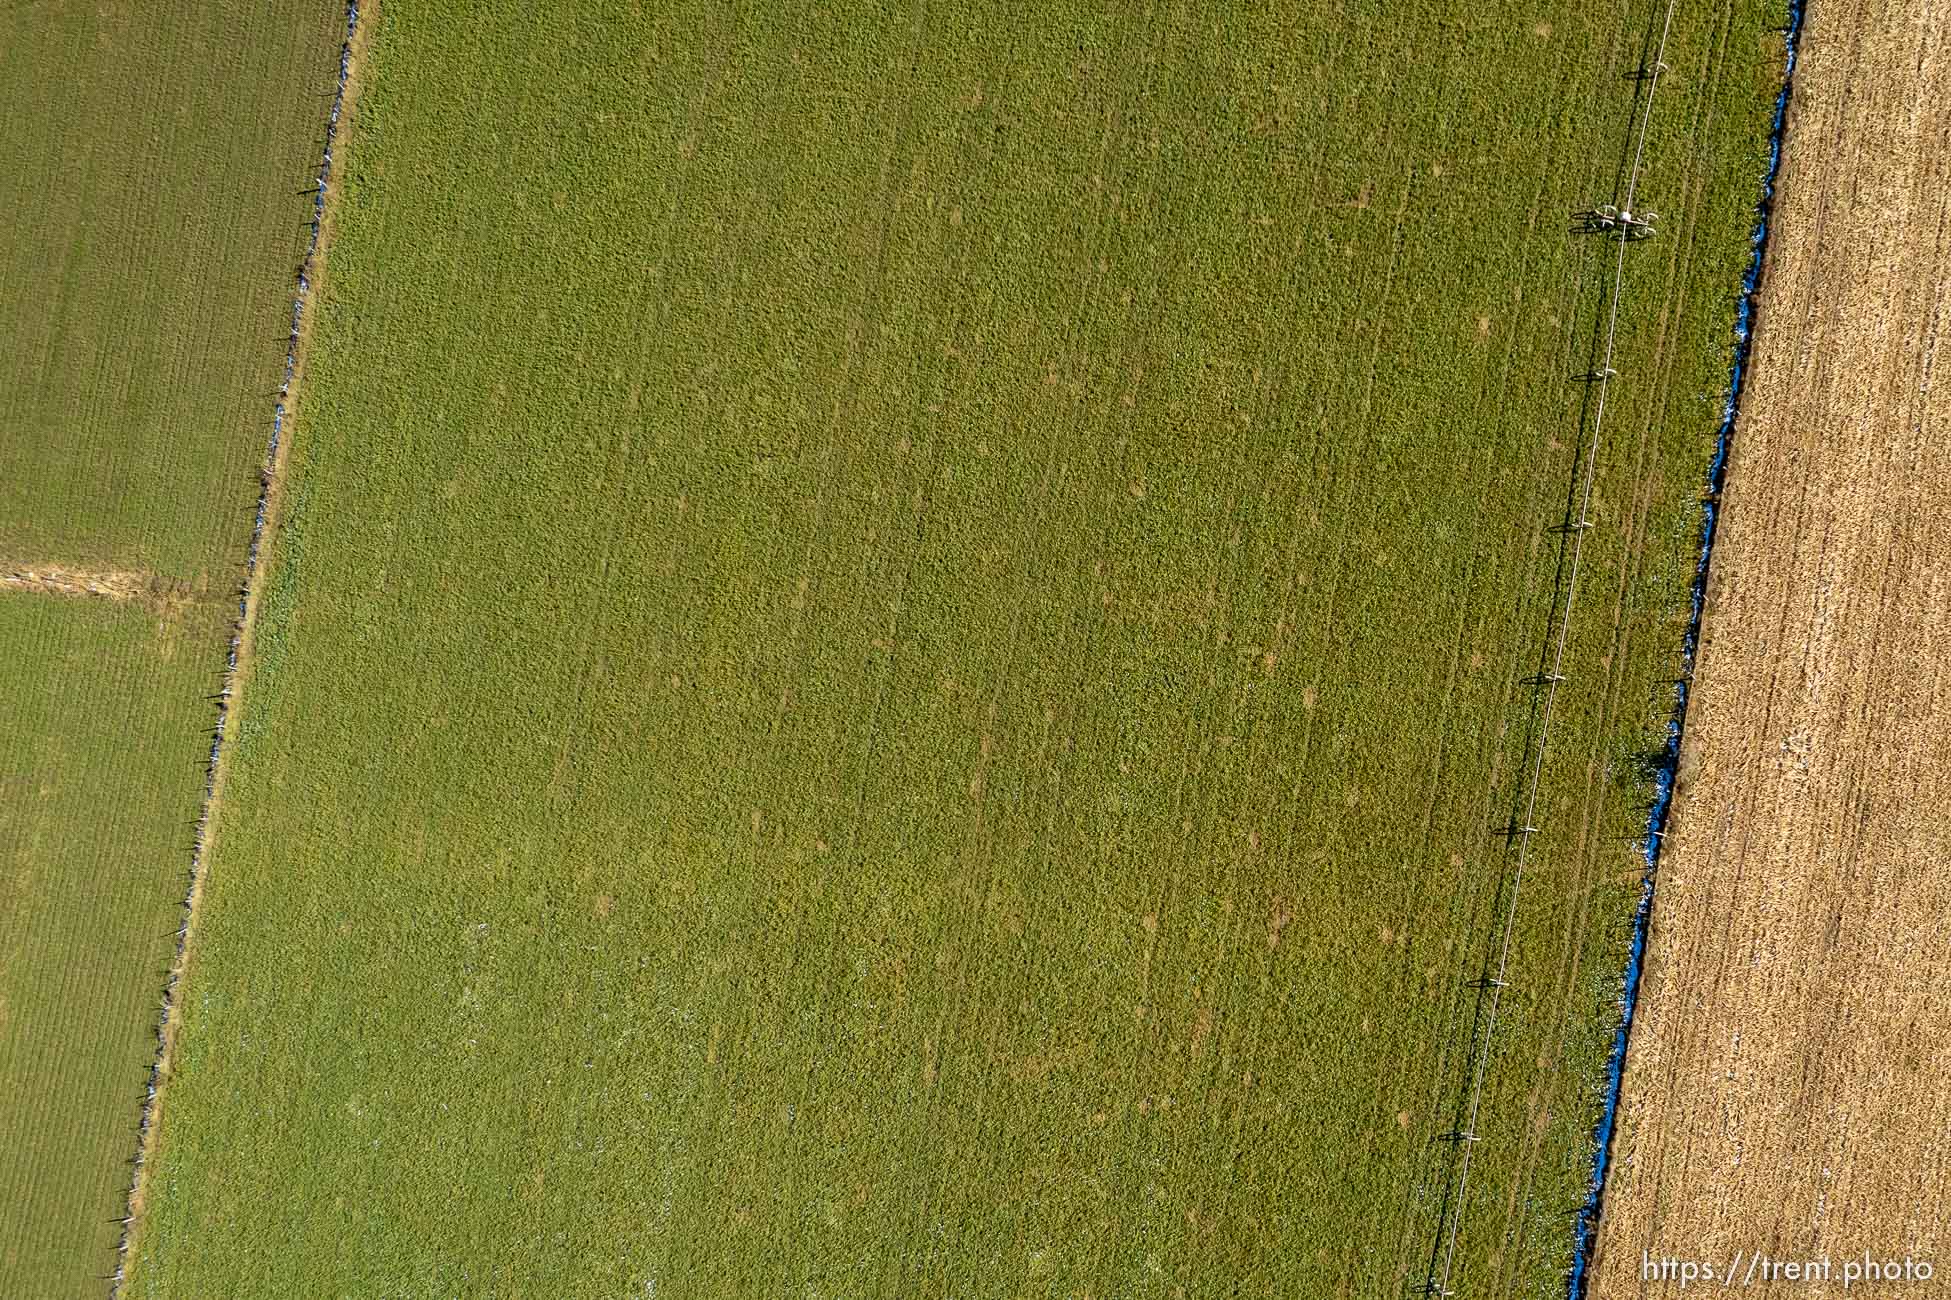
[1590,1,1951,1291]
[3,565,209,637]
[3,565,148,600]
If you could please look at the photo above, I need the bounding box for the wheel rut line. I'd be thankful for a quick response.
[0,565,211,610]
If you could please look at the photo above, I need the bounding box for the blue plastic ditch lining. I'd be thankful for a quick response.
[1563,3,1806,1297]
[109,2,362,1290]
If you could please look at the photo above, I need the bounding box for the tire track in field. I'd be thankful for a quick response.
[1226,35,1364,1256]
[1205,13,1369,1244]
[895,11,1171,1287]
[1025,8,1207,1279]
[1077,10,1310,1273]
[1390,5,1643,1282]
[113,3,366,1291]
[823,18,1063,1286]
[1377,9,1627,1283]
[959,12,1175,1283]
[1389,26,1626,1272]
[633,17,859,1287]
[1418,1,1701,1292]
[738,0,964,1284]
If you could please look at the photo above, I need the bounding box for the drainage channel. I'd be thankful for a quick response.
[1563,2,1808,1296]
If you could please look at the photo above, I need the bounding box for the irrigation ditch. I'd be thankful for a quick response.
[108,1,364,1291]
[1564,2,1807,1296]
[1409,1,1808,1296]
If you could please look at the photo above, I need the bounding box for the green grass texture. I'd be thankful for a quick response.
[130,3,1780,1296]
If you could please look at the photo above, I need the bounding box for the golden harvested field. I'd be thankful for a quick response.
[1590,0,1951,1293]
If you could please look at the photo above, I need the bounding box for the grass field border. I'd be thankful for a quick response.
[1418,4,1685,1294]
[1563,3,1807,1296]
[99,5,1787,1288]
[111,3,372,1288]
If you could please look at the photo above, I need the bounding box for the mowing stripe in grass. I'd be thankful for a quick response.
[109,3,366,1291]
[1563,3,1808,1297]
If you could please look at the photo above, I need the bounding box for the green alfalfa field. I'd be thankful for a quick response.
[0,2,342,578]
[127,2,1780,1296]
[0,3,343,1294]
[0,597,227,1294]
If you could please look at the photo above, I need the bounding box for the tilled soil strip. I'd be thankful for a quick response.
[2,566,148,600]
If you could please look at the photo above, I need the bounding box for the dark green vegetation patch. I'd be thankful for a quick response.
[130,3,1778,1297]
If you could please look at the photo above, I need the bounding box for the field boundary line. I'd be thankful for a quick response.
[1562,2,1809,1296]
[109,2,371,1291]
[1421,3,1680,1296]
